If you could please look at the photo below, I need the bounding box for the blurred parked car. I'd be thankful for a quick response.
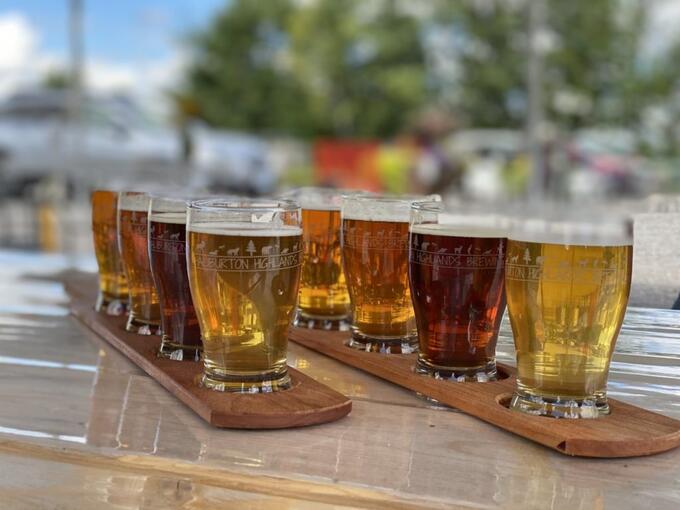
[566,128,658,197]
[0,89,277,197]
[188,123,277,195]
[0,90,181,195]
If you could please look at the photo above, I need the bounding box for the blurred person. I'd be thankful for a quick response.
[463,148,505,200]
[408,110,461,196]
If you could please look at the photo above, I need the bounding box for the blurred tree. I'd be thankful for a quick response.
[185,0,426,138]
[430,0,680,153]
[287,0,426,137]
[186,0,312,136]
[427,1,527,128]
[185,0,680,150]
[43,69,73,89]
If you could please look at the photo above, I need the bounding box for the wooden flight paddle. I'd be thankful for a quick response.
[288,327,680,458]
[64,272,351,429]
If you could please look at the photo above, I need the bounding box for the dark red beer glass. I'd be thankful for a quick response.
[149,196,202,360]
[408,203,507,381]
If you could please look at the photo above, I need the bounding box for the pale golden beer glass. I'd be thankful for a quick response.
[505,217,633,418]
[91,190,128,314]
[117,191,161,334]
[341,194,440,353]
[282,188,358,330]
[187,199,302,392]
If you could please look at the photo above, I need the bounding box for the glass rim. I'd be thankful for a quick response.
[280,187,370,210]
[411,200,444,212]
[281,186,367,195]
[345,193,439,204]
[507,217,633,246]
[188,198,300,213]
[150,192,225,208]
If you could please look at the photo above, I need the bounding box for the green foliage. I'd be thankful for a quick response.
[185,0,680,149]
[43,68,73,89]
[187,0,311,135]
[186,0,426,139]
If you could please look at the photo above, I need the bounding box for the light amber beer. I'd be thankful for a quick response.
[298,207,350,321]
[118,191,160,334]
[342,195,439,353]
[281,187,359,330]
[505,226,632,418]
[343,218,413,342]
[91,190,128,314]
[187,200,302,392]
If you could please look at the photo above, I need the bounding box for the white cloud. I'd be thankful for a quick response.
[0,12,60,96]
[644,0,680,57]
[0,11,184,117]
[83,52,186,117]
[0,12,37,69]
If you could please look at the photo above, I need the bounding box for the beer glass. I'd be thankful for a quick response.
[409,202,507,381]
[148,195,202,360]
[341,194,440,353]
[91,190,128,314]
[186,199,302,392]
[118,191,161,334]
[506,216,633,418]
[282,187,355,330]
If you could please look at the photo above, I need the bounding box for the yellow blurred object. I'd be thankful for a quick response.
[38,203,59,252]
[504,154,530,196]
[376,144,414,194]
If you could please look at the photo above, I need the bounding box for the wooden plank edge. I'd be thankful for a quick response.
[69,303,351,430]
[288,329,680,458]
[0,438,460,510]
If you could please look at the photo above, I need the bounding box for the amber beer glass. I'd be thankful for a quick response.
[118,191,160,334]
[341,194,440,353]
[187,199,302,392]
[409,203,507,381]
[505,218,633,418]
[283,188,354,330]
[91,190,128,314]
[148,196,202,360]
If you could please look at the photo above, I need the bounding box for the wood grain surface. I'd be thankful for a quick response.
[288,327,680,458]
[64,273,351,430]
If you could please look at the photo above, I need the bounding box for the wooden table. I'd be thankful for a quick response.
[1,251,679,509]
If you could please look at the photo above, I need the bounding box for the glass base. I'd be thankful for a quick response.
[158,336,202,362]
[95,293,128,316]
[415,358,497,382]
[347,329,418,354]
[510,390,610,419]
[293,311,351,331]
[200,368,292,393]
[125,315,161,336]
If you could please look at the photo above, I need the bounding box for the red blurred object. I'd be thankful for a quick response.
[313,140,381,190]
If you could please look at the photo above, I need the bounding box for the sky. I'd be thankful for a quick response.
[0,0,228,113]
[0,0,678,116]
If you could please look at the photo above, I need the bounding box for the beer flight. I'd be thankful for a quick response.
[91,187,632,419]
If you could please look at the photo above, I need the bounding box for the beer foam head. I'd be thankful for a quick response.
[187,199,301,232]
[149,211,186,224]
[509,219,633,246]
[410,222,506,239]
[342,194,440,222]
[188,222,302,237]
[280,187,370,211]
[118,191,150,212]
